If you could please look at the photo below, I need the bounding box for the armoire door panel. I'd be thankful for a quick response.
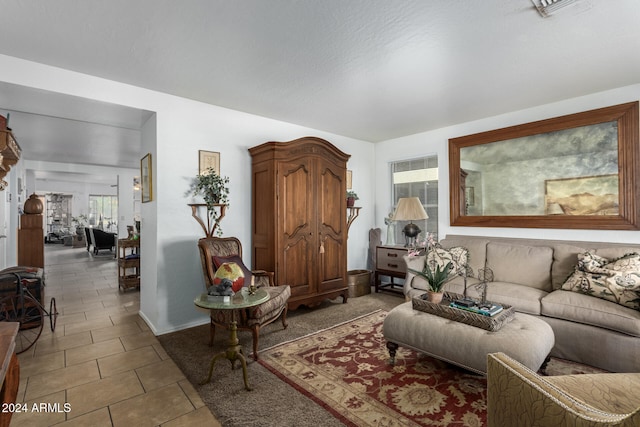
[279,162,313,238]
[282,237,313,294]
[318,234,345,291]
[318,164,344,235]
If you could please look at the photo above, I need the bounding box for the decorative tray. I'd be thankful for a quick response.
[412,291,515,332]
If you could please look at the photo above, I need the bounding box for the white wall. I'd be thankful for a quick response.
[0,54,376,334]
[375,84,640,245]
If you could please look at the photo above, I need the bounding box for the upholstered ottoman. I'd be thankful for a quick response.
[383,301,554,375]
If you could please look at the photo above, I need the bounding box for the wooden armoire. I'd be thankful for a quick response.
[249,137,350,310]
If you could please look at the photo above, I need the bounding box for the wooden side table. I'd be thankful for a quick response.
[0,322,19,427]
[374,245,409,295]
[118,238,140,291]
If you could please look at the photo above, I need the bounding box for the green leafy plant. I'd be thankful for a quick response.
[409,261,453,292]
[72,214,88,227]
[346,190,359,200]
[189,167,230,208]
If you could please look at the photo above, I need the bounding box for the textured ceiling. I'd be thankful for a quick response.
[0,0,639,175]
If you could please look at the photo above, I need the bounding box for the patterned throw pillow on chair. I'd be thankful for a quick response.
[562,251,640,310]
[212,262,246,293]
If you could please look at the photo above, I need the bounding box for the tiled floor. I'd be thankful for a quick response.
[11,245,220,427]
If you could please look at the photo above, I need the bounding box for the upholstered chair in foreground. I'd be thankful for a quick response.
[197,236,290,360]
[487,352,640,427]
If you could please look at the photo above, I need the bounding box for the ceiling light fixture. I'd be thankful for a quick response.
[531,0,578,17]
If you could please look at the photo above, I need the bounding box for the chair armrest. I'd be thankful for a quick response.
[251,270,275,287]
[487,352,640,427]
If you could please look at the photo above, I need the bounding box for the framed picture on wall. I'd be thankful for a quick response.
[346,170,352,190]
[199,150,220,175]
[141,153,152,203]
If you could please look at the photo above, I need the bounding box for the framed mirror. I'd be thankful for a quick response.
[449,101,639,230]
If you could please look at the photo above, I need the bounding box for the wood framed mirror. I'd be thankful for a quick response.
[449,101,639,230]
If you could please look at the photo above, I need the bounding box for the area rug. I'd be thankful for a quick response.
[258,310,606,427]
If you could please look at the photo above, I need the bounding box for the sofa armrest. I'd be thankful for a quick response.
[487,352,640,427]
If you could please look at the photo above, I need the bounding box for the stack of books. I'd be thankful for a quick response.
[449,300,504,317]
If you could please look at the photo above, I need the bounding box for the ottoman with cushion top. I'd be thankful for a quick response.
[383,301,555,375]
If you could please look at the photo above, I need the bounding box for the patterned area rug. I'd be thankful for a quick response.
[258,310,605,427]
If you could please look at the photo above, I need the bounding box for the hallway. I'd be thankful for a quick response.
[11,244,219,426]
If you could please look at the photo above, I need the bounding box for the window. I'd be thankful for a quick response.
[389,155,438,244]
[89,195,118,232]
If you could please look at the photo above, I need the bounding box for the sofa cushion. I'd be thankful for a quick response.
[441,237,488,279]
[551,244,590,290]
[562,252,640,311]
[542,290,640,337]
[486,242,553,291]
[461,281,546,315]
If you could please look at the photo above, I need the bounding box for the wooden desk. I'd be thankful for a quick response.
[0,322,19,427]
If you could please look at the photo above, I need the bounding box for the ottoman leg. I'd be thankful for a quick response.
[386,341,398,365]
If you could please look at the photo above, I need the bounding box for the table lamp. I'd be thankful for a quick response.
[392,197,428,247]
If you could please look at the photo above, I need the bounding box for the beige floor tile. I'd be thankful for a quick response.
[55,407,113,427]
[55,312,88,326]
[178,379,205,409]
[109,383,195,427]
[98,345,161,378]
[10,390,68,427]
[17,350,65,378]
[119,330,160,351]
[161,406,221,427]
[64,317,114,336]
[33,331,93,356]
[62,301,106,316]
[24,360,100,401]
[153,342,171,360]
[136,359,187,391]
[91,322,143,343]
[66,370,144,419]
[66,338,125,366]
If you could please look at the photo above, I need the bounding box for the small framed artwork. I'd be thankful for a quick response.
[141,153,152,203]
[199,150,220,175]
[346,170,353,190]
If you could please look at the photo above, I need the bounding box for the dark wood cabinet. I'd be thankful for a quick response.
[249,137,350,310]
[18,214,44,268]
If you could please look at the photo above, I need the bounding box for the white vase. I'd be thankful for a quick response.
[385,223,395,245]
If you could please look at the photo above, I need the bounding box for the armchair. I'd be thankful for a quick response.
[87,228,117,255]
[197,236,290,360]
[487,352,640,427]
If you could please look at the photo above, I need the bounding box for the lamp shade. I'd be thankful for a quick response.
[392,197,428,221]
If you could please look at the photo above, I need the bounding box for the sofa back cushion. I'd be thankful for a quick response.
[440,237,488,279]
[486,242,553,291]
[551,244,590,290]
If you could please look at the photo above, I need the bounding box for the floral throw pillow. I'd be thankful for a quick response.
[426,246,469,277]
[562,251,640,311]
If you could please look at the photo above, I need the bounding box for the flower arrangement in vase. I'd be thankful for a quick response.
[187,167,230,237]
[346,190,359,208]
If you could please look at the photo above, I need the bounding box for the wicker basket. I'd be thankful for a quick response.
[412,291,515,332]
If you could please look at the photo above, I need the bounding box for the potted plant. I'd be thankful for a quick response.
[190,167,230,207]
[72,214,88,236]
[188,167,230,236]
[408,260,453,304]
[346,190,359,208]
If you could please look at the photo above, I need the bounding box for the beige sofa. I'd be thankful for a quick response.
[403,235,640,373]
